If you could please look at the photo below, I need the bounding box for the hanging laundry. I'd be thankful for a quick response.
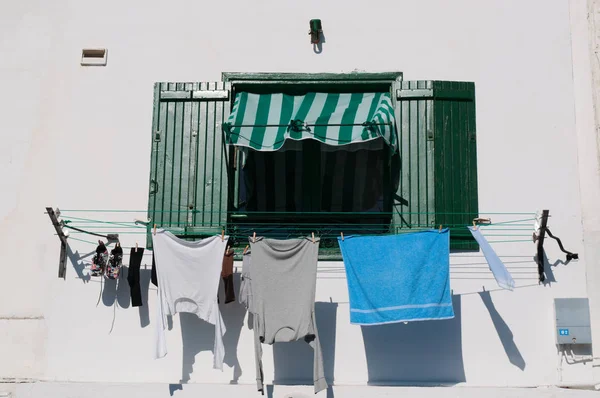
[105,243,123,280]
[221,242,236,304]
[238,251,253,312]
[150,252,158,287]
[338,230,454,325]
[152,230,228,369]
[249,237,327,394]
[127,247,145,307]
[468,226,515,290]
[90,240,108,277]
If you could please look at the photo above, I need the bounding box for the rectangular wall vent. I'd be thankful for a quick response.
[81,48,108,66]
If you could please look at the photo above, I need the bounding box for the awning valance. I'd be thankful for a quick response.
[223,92,397,152]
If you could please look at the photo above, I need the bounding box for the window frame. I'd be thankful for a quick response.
[145,74,479,255]
[222,72,404,258]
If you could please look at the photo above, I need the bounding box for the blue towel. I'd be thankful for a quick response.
[338,229,454,325]
[468,226,515,290]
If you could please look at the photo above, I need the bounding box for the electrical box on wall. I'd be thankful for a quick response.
[554,298,592,345]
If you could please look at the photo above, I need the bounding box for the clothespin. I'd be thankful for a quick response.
[341,232,344,241]
[252,231,256,243]
[473,220,477,231]
[135,242,138,252]
[221,228,225,242]
[243,245,249,255]
[473,217,491,226]
[153,224,157,236]
[439,224,443,233]
[311,232,315,243]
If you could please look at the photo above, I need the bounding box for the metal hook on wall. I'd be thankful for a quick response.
[532,209,578,283]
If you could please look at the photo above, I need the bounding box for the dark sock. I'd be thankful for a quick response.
[128,248,144,307]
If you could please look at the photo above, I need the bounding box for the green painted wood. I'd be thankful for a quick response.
[433,81,478,250]
[146,82,231,248]
[395,80,435,233]
[223,71,403,83]
[224,72,403,99]
[148,76,476,252]
[187,81,230,236]
[394,80,478,250]
[146,83,161,246]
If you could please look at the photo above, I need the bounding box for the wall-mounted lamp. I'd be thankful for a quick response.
[309,19,323,45]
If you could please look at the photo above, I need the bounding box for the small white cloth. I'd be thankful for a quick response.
[152,230,228,369]
[468,226,515,291]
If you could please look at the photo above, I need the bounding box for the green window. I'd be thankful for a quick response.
[146,74,478,253]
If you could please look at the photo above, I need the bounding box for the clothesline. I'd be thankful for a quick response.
[76,226,531,366]
[64,221,535,229]
[60,215,536,229]
[58,212,537,241]
[61,213,537,246]
[67,237,538,277]
[68,233,532,243]
[64,224,531,237]
[74,273,542,288]
[58,209,537,215]
[57,211,540,287]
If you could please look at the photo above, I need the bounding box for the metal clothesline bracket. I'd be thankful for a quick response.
[46,207,68,279]
[533,209,578,283]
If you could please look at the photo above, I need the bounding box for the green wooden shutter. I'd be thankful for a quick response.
[147,82,231,248]
[393,80,478,250]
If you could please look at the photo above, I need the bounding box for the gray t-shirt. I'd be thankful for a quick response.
[249,237,327,394]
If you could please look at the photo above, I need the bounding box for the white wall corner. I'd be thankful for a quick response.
[570,0,600,381]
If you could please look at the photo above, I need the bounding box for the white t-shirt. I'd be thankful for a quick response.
[152,230,228,369]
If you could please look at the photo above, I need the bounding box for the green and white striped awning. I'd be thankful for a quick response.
[223,92,397,152]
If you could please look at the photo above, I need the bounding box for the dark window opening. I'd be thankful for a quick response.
[232,139,395,246]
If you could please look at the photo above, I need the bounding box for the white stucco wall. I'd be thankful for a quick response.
[1,0,599,396]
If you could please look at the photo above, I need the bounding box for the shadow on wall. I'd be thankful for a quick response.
[69,247,155,330]
[101,269,131,309]
[103,261,153,328]
[179,273,246,384]
[361,295,465,385]
[535,249,574,286]
[67,245,93,283]
[313,32,326,54]
[272,302,338,387]
[138,268,152,328]
[68,243,134,310]
[479,290,526,370]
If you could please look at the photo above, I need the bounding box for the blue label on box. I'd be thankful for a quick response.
[559,329,569,336]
